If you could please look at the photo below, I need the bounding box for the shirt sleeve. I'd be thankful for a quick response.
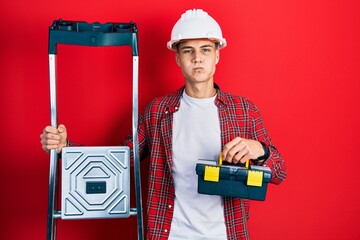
[120,103,151,164]
[248,100,287,185]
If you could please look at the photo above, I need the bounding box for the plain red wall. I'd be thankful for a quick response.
[1,0,360,239]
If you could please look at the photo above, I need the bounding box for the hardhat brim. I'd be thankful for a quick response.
[167,37,227,51]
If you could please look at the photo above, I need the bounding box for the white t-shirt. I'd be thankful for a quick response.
[169,91,227,240]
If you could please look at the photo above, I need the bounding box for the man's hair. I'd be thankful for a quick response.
[175,41,220,52]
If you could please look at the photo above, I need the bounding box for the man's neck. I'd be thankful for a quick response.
[184,82,217,99]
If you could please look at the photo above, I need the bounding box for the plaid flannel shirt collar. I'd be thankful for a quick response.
[165,83,228,111]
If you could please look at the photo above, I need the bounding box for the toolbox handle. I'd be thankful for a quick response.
[48,19,139,56]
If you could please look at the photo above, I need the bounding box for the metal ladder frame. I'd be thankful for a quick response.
[46,19,143,240]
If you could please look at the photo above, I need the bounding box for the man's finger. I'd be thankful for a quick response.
[225,140,247,163]
[57,124,66,133]
[238,151,250,164]
[44,144,59,151]
[45,139,61,145]
[44,126,58,134]
[231,148,247,164]
[46,133,61,140]
[223,137,242,161]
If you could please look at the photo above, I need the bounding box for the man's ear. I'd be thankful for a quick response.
[175,52,181,66]
[215,51,220,64]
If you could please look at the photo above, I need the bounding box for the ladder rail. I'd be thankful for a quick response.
[47,54,58,240]
[132,55,144,240]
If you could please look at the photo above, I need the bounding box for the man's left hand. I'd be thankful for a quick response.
[222,137,264,164]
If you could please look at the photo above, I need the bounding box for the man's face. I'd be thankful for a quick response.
[176,39,219,85]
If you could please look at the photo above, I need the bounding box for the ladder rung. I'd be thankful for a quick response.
[54,209,138,218]
[130,208,138,216]
[53,211,61,219]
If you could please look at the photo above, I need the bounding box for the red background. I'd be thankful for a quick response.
[1,0,360,239]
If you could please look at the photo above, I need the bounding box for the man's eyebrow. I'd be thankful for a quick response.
[179,45,194,50]
[179,44,214,50]
[200,44,214,48]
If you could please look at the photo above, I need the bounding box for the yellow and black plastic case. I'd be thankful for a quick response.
[196,163,272,201]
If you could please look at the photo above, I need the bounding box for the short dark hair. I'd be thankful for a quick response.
[175,40,220,52]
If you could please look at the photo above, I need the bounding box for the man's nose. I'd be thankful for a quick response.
[192,53,203,63]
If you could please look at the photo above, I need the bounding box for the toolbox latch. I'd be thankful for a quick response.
[247,170,263,187]
[204,166,220,182]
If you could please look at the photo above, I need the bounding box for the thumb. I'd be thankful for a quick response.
[57,124,66,133]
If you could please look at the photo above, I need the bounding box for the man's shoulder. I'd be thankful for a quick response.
[218,90,260,117]
[154,88,183,103]
[218,89,253,106]
[145,87,184,111]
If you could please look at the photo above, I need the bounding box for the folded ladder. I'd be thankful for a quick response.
[46,19,143,240]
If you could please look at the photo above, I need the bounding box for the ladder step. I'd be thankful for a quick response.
[54,209,138,218]
[54,211,61,219]
[130,208,138,216]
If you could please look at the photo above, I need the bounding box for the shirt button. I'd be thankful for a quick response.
[164,229,168,233]
[175,107,179,110]
[165,111,168,114]
[168,205,172,209]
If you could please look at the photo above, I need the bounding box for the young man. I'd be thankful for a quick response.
[41,9,286,239]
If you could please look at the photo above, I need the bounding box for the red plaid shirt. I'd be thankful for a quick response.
[121,85,286,240]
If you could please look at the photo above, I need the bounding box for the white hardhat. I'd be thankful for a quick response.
[167,9,227,50]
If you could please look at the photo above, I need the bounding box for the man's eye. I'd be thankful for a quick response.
[202,48,211,52]
[183,50,192,54]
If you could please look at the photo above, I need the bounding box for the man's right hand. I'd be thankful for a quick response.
[40,124,67,153]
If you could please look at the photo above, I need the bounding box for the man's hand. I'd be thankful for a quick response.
[222,137,264,164]
[40,124,67,153]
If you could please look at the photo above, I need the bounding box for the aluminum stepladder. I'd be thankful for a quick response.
[47,19,143,240]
